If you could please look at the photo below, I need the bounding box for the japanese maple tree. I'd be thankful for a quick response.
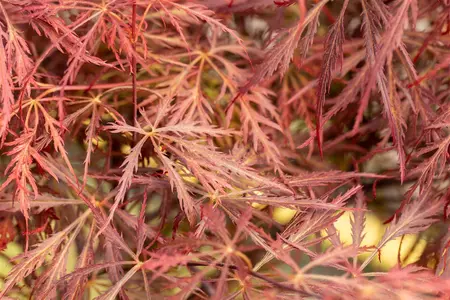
[0,0,450,299]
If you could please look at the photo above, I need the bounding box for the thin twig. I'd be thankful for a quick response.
[186,262,309,295]
[131,0,138,143]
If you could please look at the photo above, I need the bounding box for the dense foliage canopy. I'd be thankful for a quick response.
[0,0,450,299]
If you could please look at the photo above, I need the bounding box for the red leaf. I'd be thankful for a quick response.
[0,215,16,251]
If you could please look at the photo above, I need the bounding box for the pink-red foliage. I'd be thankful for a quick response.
[0,0,450,298]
